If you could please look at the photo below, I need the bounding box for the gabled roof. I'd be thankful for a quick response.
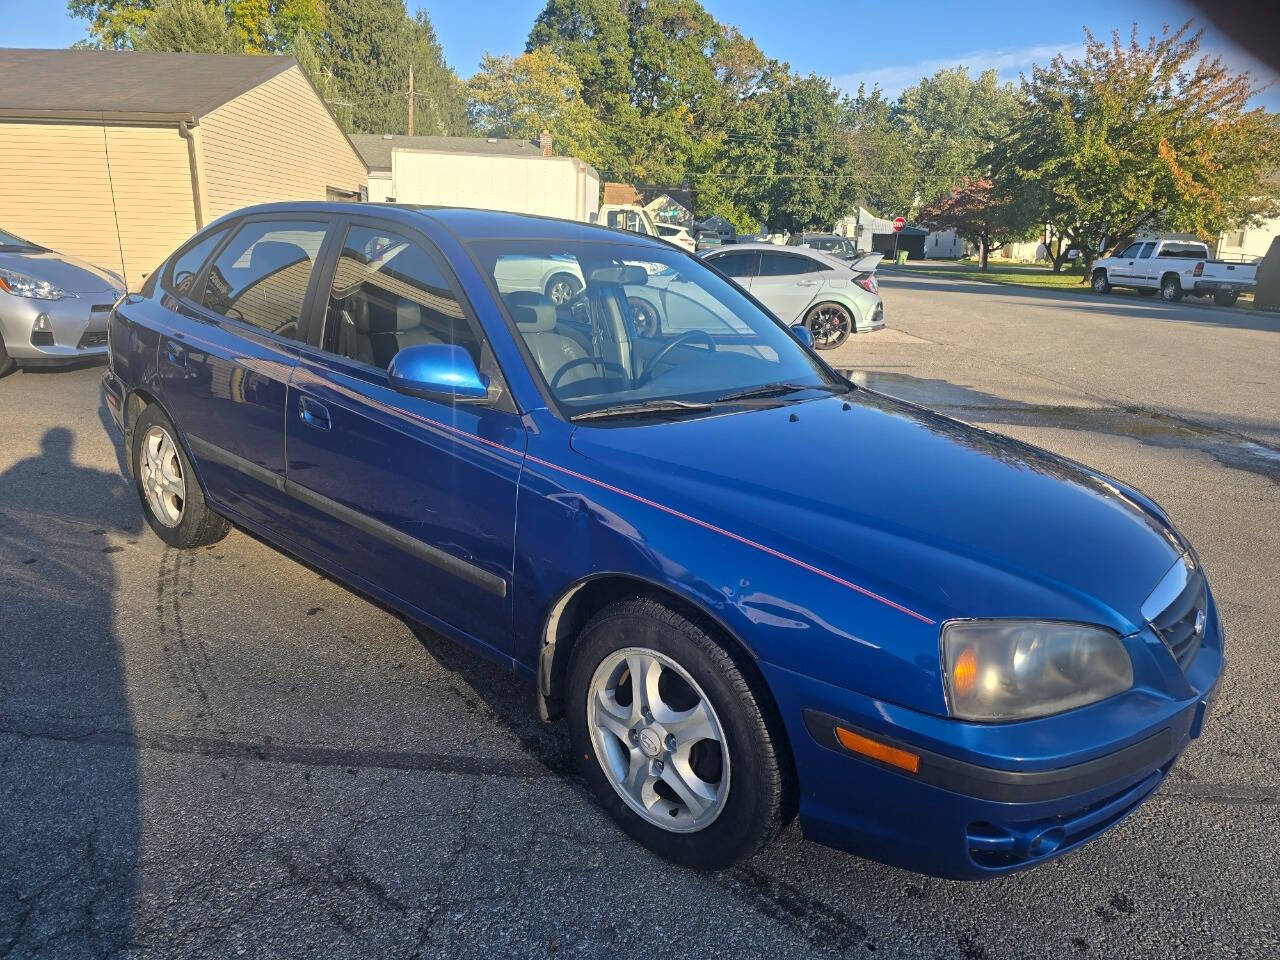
[0,49,296,121]
[352,134,545,171]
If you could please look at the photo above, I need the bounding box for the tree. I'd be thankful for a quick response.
[844,86,917,219]
[317,0,468,135]
[998,22,1280,280]
[893,67,1023,212]
[71,0,322,51]
[920,177,1040,269]
[135,0,242,53]
[468,49,604,166]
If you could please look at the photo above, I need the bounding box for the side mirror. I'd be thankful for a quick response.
[387,343,489,403]
[790,323,814,348]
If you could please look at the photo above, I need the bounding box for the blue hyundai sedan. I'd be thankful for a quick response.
[102,204,1223,877]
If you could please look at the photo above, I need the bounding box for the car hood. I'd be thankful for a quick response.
[569,389,1185,634]
[0,250,124,295]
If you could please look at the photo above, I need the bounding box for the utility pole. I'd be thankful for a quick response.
[407,65,414,136]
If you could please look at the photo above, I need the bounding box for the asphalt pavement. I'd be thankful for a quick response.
[2,275,1278,958]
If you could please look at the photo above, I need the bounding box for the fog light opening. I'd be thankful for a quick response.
[1027,826,1065,858]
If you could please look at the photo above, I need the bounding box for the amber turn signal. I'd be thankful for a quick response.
[834,726,920,774]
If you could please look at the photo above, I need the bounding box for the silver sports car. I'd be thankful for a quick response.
[0,227,125,377]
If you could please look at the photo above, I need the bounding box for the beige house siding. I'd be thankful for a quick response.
[199,65,366,220]
[0,120,196,288]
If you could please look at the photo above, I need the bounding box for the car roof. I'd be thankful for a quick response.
[707,243,852,270]
[202,201,672,249]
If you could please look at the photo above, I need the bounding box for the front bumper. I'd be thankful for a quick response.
[765,606,1224,879]
[0,291,117,363]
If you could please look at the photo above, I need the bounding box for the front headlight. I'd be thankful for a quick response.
[941,620,1133,722]
[0,267,75,300]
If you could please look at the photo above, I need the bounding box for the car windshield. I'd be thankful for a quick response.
[472,237,837,419]
[0,227,42,251]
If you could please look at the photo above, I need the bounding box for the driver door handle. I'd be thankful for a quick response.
[298,396,331,431]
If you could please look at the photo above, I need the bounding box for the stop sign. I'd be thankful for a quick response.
[892,216,907,232]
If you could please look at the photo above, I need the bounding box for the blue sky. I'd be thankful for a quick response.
[6,0,1278,107]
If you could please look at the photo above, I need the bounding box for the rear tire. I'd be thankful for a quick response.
[566,597,792,869]
[803,301,853,350]
[132,404,229,549]
[1160,274,1183,302]
[0,339,15,378]
[1213,291,1238,307]
[1091,270,1111,294]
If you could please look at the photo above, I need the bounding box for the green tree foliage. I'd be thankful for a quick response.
[73,0,321,51]
[893,67,1023,212]
[844,86,917,219]
[134,0,242,53]
[316,0,468,135]
[996,23,1280,278]
[468,49,605,167]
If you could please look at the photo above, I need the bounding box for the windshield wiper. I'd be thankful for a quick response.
[714,381,844,403]
[570,399,716,423]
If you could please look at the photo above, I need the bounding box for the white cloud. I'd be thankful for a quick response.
[831,43,1085,97]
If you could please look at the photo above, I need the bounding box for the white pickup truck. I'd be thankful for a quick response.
[1091,237,1257,306]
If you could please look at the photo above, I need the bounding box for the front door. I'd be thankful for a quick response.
[157,216,329,533]
[752,251,828,322]
[1109,241,1145,283]
[284,219,525,654]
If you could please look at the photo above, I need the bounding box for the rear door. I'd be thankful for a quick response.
[752,251,829,321]
[284,216,525,653]
[157,215,330,533]
[1133,241,1157,285]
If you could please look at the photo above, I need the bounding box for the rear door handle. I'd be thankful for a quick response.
[298,396,331,431]
[797,279,821,287]
[165,342,186,367]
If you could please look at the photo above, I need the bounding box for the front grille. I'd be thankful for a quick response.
[78,330,108,348]
[1150,566,1207,669]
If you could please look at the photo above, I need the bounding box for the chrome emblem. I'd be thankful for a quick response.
[1193,609,1206,637]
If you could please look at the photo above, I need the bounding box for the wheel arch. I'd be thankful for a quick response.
[1160,271,1182,287]
[123,387,212,496]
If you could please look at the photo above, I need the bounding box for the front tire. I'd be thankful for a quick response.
[1160,274,1183,302]
[803,301,853,350]
[132,405,229,548]
[545,273,582,306]
[566,598,792,868]
[1091,270,1111,294]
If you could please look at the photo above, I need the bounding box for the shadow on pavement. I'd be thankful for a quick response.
[0,424,143,955]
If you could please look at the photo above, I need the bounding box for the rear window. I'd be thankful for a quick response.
[1161,243,1209,259]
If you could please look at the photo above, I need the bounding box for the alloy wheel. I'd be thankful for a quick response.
[805,304,852,349]
[587,647,730,833]
[547,277,579,305]
[140,426,186,527]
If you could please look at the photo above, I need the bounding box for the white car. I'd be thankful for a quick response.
[701,244,883,348]
[655,223,696,252]
[1091,237,1258,305]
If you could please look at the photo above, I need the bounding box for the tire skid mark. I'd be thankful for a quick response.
[0,718,555,779]
[155,547,214,722]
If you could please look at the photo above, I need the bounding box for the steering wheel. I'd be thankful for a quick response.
[639,330,715,385]
[549,357,630,392]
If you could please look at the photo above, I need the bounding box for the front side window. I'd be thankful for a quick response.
[709,252,758,279]
[325,224,480,370]
[165,226,228,298]
[473,238,836,418]
[1138,242,1156,259]
[199,220,327,340]
[1119,242,1144,259]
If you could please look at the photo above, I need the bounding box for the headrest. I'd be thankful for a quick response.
[249,240,308,275]
[504,291,557,332]
[587,264,647,286]
[396,298,421,331]
[343,296,370,333]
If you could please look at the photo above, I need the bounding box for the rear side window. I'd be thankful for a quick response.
[759,253,824,276]
[165,226,228,298]
[710,252,758,279]
[324,224,480,370]
[198,220,327,340]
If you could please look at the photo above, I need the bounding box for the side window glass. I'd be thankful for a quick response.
[760,253,819,276]
[713,253,756,279]
[1119,242,1143,259]
[198,220,326,340]
[1138,242,1156,259]
[165,226,228,298]
[325,224,480,371]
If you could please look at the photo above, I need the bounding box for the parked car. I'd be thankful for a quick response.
[702,244,883,348]
[104,203,1222,877]
[0,227,124,377]
[694,229,722,252]
[655,222,697,252]
[1091,237,1258,305]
